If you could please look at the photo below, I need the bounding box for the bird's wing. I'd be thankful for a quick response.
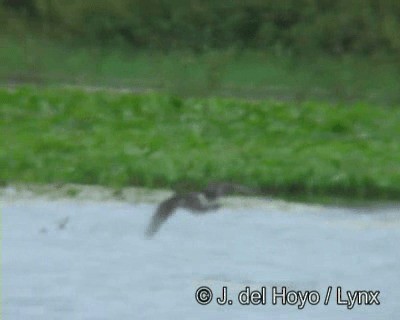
[145,195,181,238]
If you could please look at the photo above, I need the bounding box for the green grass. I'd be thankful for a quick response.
[1,35,400,104]
[1,86,400,199]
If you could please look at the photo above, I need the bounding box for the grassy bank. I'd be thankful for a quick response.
[1,86,399,199]
[1,36,400,104]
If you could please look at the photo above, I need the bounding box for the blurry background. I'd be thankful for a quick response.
[1,0,400,104]
[3,4,400,318]
[1,1,400,200]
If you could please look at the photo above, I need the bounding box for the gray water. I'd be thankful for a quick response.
[3,198,400,319]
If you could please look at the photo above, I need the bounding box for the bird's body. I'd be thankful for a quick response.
[145,182,254,237]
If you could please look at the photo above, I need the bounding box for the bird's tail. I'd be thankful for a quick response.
[205,182,257,197]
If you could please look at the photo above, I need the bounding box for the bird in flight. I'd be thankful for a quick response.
[145,182,255,237]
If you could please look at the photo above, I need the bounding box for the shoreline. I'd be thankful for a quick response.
[1,183,398,211]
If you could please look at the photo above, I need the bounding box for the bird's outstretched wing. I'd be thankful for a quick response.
[145,195,181,238]
[145,182,256,238]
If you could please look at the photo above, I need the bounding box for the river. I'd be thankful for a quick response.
[3,194,400,319]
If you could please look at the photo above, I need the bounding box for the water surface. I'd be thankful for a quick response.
[3,198,400,319]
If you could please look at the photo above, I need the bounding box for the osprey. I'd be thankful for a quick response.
[145,182,254,237]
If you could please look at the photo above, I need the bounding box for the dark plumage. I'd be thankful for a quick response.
[145,182,254,237]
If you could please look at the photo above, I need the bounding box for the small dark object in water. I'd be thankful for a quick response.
[58,216,69,230]
[39,227,48,234]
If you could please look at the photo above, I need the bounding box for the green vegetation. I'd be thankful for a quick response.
[1,1,400,106]
[2,1,399,200]
[2,1,400,56]
[1,35,399,105]
[1,86,399,199]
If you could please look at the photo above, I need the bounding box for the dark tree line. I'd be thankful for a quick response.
[2,0,400,55]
